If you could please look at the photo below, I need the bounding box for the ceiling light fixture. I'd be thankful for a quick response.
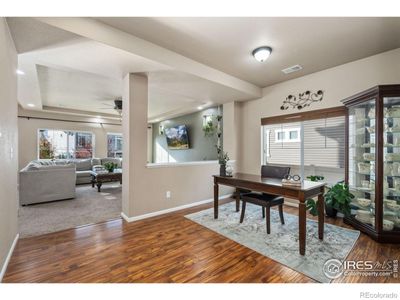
[252,46,272,63]
[197,106,203,110]
[27,103,35,107]
[16,69,25,75]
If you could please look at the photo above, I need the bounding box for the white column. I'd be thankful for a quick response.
[122,73,148,217]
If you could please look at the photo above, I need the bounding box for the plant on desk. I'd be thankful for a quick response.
[306,182,354,218]
[216,145,230,176]
[103,162,118,173]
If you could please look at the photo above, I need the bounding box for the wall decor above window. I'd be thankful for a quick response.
[280,90,324,110]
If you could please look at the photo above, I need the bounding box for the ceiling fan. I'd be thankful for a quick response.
[99,97,123,116]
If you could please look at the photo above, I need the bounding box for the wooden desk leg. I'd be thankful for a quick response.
[235,187,240,212]
[317,193,324,240]
[298,200,306,256]
[214,182,219,219]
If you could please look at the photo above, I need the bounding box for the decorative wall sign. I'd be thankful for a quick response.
[280,90,324,110]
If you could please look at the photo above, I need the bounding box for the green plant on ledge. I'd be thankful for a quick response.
[306,182,354,217]
[103,162,118,173]
[307,175,325,182]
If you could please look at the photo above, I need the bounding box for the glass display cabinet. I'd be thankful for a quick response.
[343,85,400,243]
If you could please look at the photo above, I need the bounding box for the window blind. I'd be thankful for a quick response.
[263,115,345,169]
[303,116,345,168]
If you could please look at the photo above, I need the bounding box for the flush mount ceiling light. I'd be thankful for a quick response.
[27,103,35,107]
[16,69,25,75]
[252,46,272,63]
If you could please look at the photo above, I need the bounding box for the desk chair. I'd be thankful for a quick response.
[239,165,290,234]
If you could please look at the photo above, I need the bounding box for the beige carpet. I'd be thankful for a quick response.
[18,183,122,238]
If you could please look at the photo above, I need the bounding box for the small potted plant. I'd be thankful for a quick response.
[103,162,117,173]
[216,145,229,176]
[306,182,354,218]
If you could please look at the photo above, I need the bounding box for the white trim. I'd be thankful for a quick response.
[0,233,19,282]
[121,194,232,223]
[146,160,236,168]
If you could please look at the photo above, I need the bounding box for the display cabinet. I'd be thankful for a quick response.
[343,85,400,243]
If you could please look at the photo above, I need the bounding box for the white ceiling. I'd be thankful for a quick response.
[96,17,400,87]
[7,17,400,121]
[8,18,253,121]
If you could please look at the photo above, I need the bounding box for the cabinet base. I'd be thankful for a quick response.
[344,217,400,243]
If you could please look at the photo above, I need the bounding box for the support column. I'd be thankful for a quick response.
[223,102,241,169]
[122,73,148,218]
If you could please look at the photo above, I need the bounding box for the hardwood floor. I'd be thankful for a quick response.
[3,199,399,283]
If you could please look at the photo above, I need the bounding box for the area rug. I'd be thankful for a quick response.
[19,183,122,238]
[185,202,360,283]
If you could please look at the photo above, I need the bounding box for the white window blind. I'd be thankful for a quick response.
[265,122,301,165]
[263,116,345,169]
[303,116,345,168]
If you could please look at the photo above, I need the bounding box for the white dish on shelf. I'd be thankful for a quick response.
[386,202,400,212]
[384,199,396,205]
[385,215,400,227]
[366,126,375,134]
[368,108,375,119]
[361,143,375,148]
[386,107,400,118]
[363,153,375,161]
[355,215,372,224]
[356,128,365,135]
[357,162,371,174]
[383,219,395,231]
[385,153,400,161]
[357,210,372,218]
[357,198,371,207]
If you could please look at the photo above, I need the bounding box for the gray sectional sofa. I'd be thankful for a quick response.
[19,157,122,205]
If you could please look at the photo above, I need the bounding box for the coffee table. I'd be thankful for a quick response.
[90,169,122,192]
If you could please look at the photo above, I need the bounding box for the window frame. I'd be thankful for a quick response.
[107,132,123,158]
[37,128,95,160]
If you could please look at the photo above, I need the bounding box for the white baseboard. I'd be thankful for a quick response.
[121,194,232,223]
[0,233,19,282]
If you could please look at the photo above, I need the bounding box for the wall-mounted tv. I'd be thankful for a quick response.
[165,125,189,150]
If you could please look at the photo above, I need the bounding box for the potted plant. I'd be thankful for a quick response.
[103,162,117,173]
[202,117,215,137]
[216,145,229,176]
[306,182,354,218]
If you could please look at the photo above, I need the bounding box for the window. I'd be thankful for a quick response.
[107,133,123,158]
[265,122,301,165]
[290,130,298,140]
[38,129,94,159]
[263,116,345,169]
[275,127,300,143]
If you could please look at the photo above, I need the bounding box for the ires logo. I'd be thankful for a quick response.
[323,259,398,279]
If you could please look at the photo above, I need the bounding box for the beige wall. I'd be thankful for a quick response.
[0,18,18,280]
[18,109,122,169]
[239,48,400,175]
[122,74,232,218]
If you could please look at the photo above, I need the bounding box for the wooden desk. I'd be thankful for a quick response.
[213,173,326,255]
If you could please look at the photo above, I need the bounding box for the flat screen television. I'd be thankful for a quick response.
[165,125,189,150]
